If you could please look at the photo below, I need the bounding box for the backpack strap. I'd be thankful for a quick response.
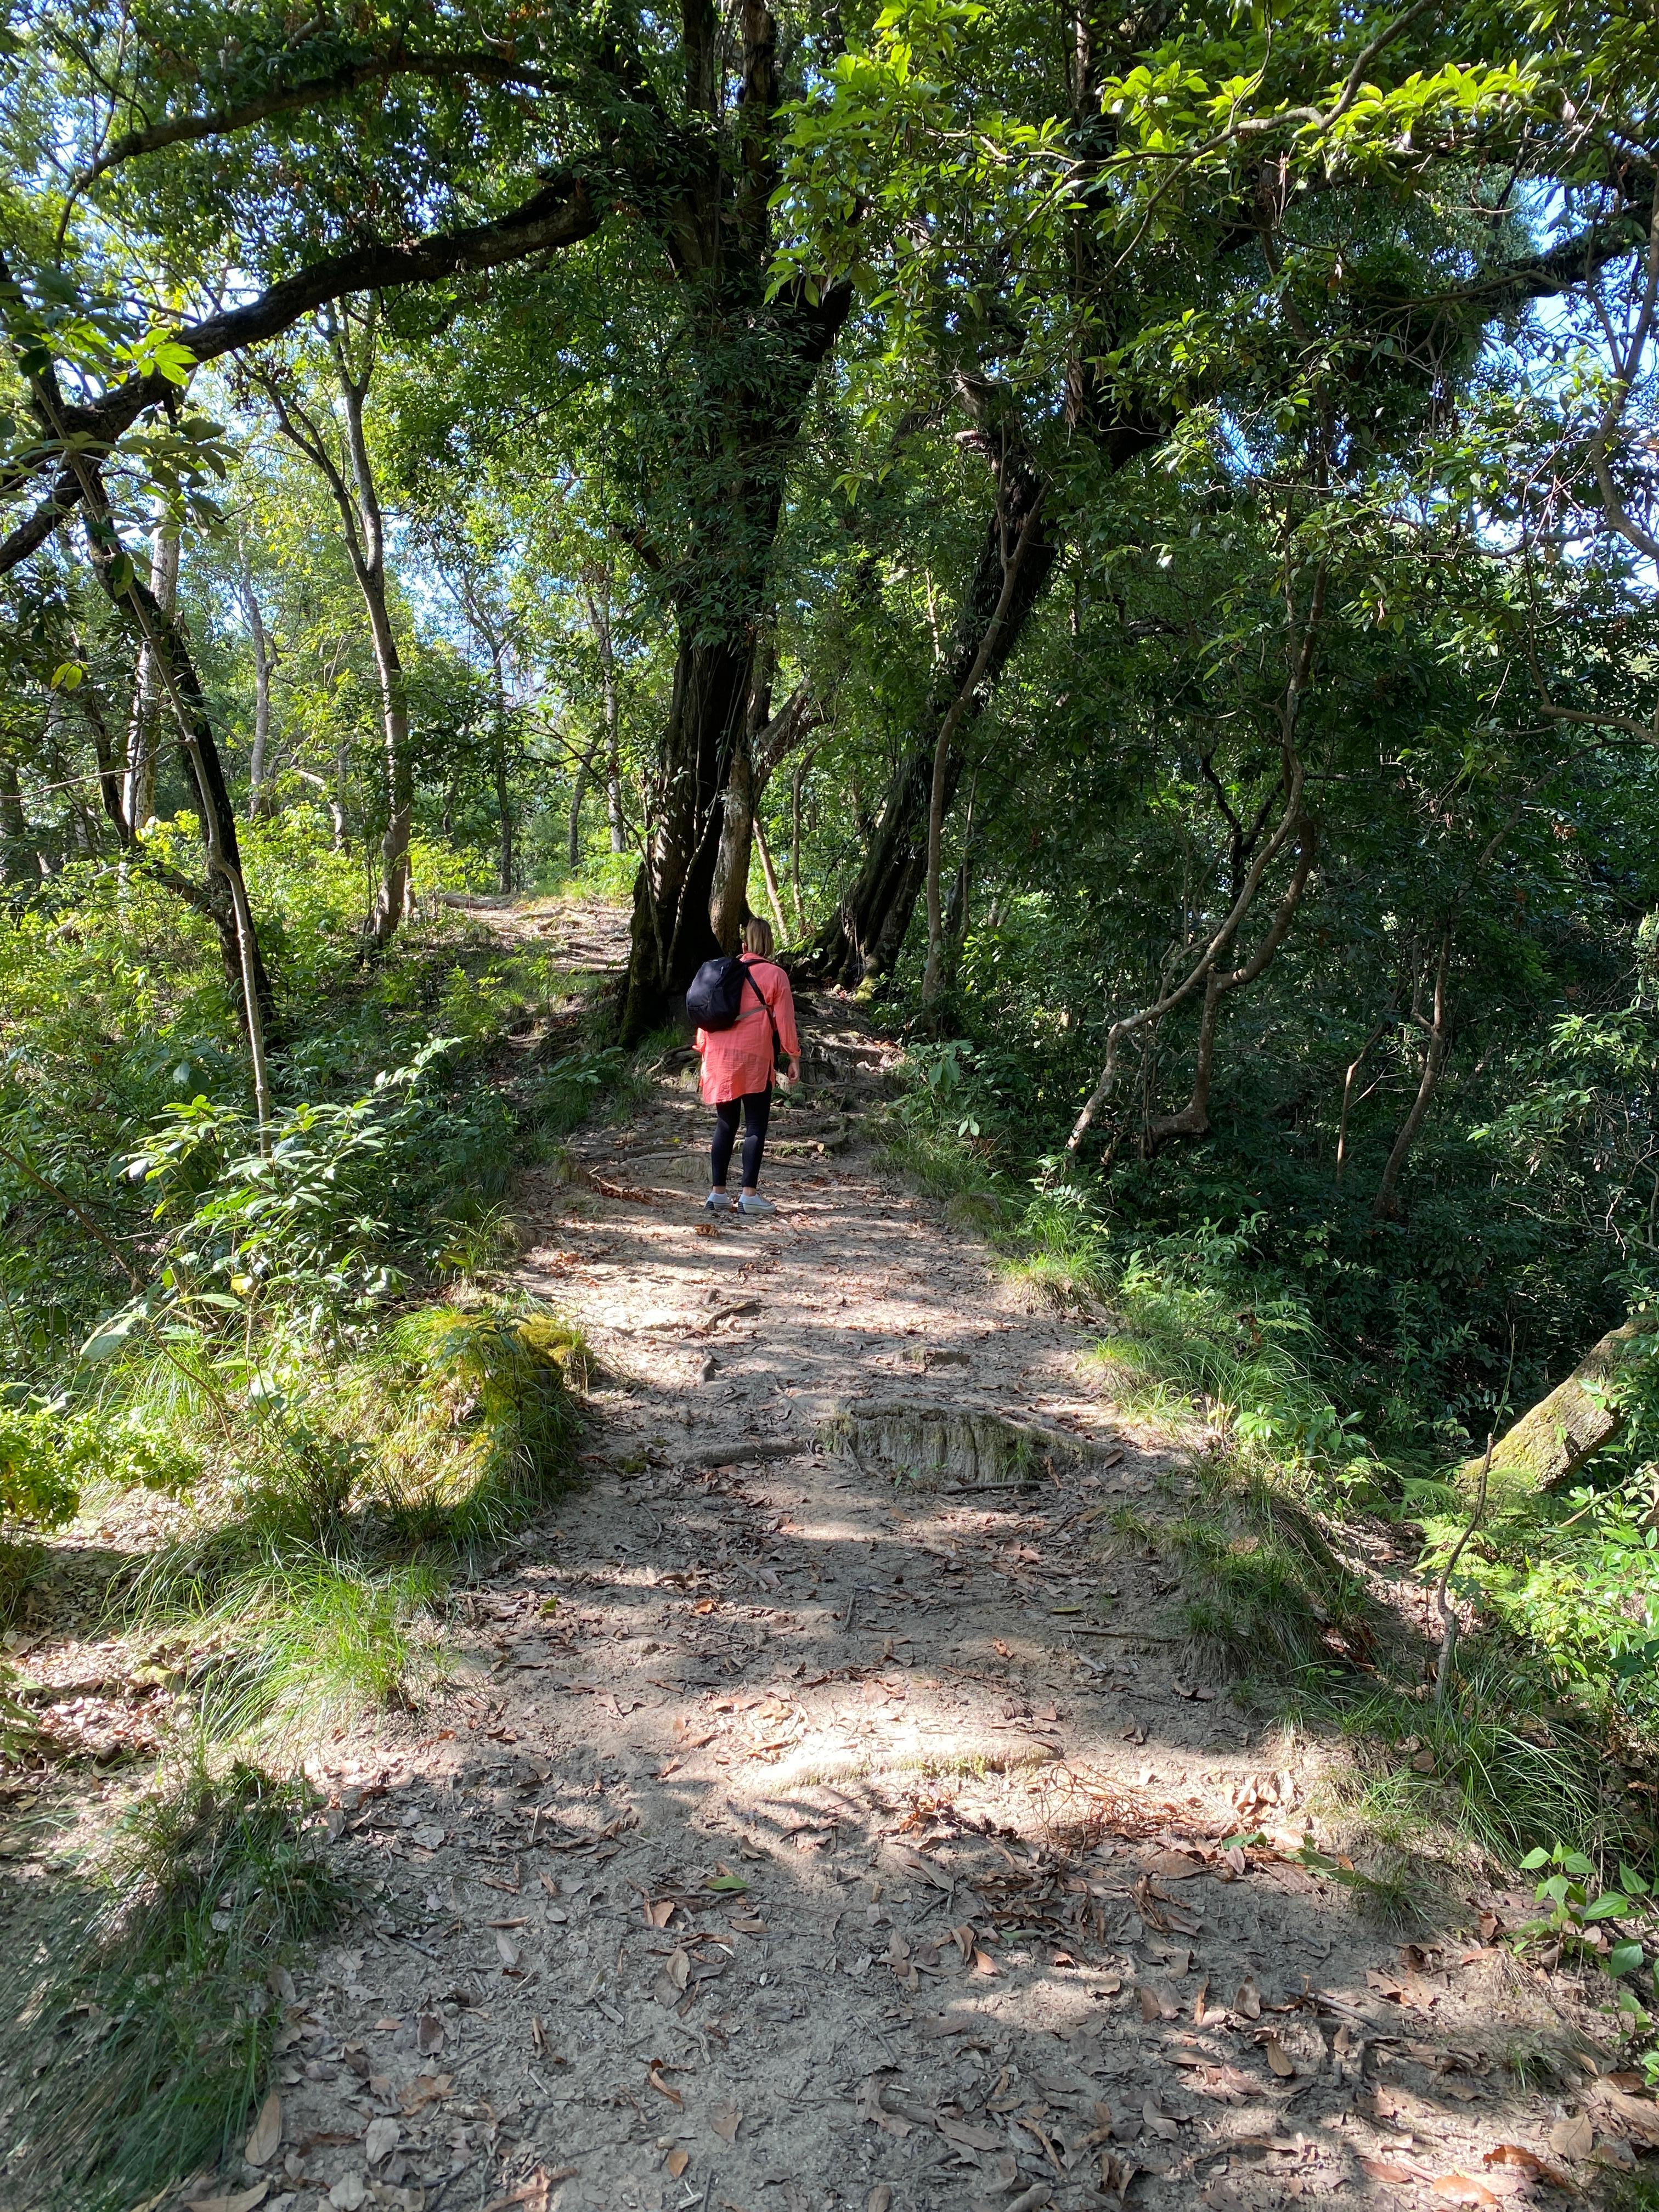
[740,957,783,1069]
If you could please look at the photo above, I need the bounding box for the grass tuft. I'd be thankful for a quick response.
[1,1760,343,2212]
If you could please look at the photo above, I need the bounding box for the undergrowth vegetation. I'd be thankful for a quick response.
[1,1763,343,2212]
[881,1044,1659,1898]
[0,820,627,2203]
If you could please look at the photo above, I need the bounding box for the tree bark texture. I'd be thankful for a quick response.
[81,486,276,1048]
[241,549,277,817]
[616,0,851,1041]
[1462,1308,1659,1496]
[256,317,413,943]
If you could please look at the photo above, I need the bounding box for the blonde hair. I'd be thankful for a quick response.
[742,916,775,957]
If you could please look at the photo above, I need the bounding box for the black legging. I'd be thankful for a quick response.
[711,1088,772,1190]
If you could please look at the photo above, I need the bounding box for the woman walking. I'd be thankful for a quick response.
[695,917,802,1216]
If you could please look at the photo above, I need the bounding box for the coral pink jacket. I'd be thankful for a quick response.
[695,957,801,1105]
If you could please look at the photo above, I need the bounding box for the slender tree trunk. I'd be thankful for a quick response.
[1373,928,1453,1222]
[256,311,412,943]
[0,757,36,882]
[810,453,1057,986]
[789,744,817,932]
[122,519,178,830]
[753,813,789,940]
[1144,821,1317,1147]
[240,547,276,818]
[78,474,276,1110]
[922,493,1045,1011]
[1335,1015,1392,1182]
[567,737,599,868]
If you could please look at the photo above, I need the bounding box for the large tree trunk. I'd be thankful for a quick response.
[622,632,752,1039]
[613,0,850,1041]
[810,453,1057,986]
[1464,1308,1659,1495]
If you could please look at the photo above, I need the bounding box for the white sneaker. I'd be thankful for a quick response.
[704,1191,734,1214]
[737,1192,776,1217]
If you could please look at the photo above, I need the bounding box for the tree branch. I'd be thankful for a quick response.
[0,178,599,572]
[73,49,578,190]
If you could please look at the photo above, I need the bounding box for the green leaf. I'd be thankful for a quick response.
[704,1873,750,1893]
[1607,1941,1646,1977]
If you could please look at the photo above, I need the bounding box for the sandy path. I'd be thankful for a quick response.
[270,989,1633,2212]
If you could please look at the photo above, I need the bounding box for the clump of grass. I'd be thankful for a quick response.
[0,1534,43,1628]
[369,1301,587,1543]
[1163,1458,1376,1682]
[1325,1657,1629,1869]
[123,1300,585,1747]
[188,1553,448,1745]
[2,1760,343,2212]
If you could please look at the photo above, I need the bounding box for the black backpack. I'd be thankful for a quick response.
[687,954,781,1060]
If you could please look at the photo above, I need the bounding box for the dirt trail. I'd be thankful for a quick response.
[267,932,1640,2212]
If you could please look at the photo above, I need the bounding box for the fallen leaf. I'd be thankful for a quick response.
[729,1915,768,1934]
[668,1947,691,1991]
[649,2063,684,2108]
[1431,2175,1504,2208]
[244,2090,282,2167]
[482,2172,577,2212]
[712,2102,742,2143]
[666,2148,690,2178]
[399,2072,453,2115]
[187,2187,269,2212]
[329,2180,368,2212]
[704,1872,749,1894]
[496,1929,522,1967]
[936,2114,1002,2150]
[1360,2155,1423,2183]
[1145,1850,1203,1880]
[1138,1983,1176,2022]
[1593,2083,1659,2147]
[416,2011,445,2056]
[1263,2036,1295,2079]
[412,1821,445,1850]
[1142,2096,1179,2142]
[972,1947,999,1977]
[364,2116,400,2166]
[1483,2144,1573,2188]
[1235,1978,1261,2020]
[647,1897,675,1928]
[1549,2113,1594,2162]
[867,2191,892,2212]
